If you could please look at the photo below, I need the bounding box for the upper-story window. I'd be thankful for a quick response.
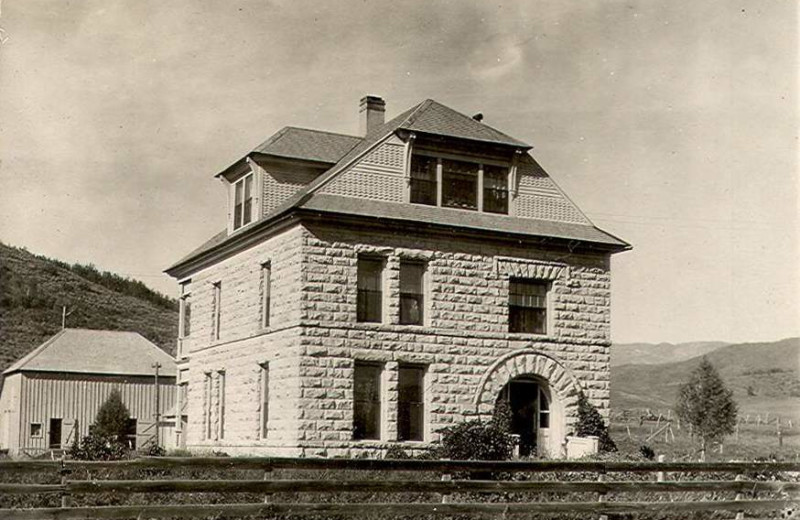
[409,152,509,214]
[508,279,549,334]
[232,173,254,231]
[399,261,425,325]
[357,257,384,323]
[410,155,437,206]
[483,165,509,214]
[442,159,479,210]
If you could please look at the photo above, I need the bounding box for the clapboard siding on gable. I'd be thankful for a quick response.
[320,136,406,203]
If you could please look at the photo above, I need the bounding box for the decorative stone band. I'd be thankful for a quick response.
[493,257,567,280]
[473,348,584,428]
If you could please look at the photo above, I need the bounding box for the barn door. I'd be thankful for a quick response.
[48,418,62,449]
[61,419,77,448]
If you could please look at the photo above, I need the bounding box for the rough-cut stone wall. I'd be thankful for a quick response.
[296,222,613,457]
[180,225,306,454]
[178,220,614,457]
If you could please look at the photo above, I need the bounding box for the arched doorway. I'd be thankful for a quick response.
[474,349,583,458]
[496,376,551,457]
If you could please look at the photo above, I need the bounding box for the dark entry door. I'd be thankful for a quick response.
[49,418,62,449]
[509,381,539,456]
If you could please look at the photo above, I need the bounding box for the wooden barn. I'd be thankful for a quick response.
[0,328,177,457]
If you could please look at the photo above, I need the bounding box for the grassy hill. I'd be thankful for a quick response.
[611,341,729,367]
[611,338,800,417]
[0,241,178,375]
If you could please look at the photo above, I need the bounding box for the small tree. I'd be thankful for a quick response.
[68,389,132,460]
[575,392,617,453]
[675,357,737,458]
[93,389,131,440]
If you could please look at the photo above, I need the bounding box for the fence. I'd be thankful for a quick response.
[0,457,798,519]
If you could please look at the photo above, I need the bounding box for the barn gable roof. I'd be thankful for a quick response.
[3,329,176,377]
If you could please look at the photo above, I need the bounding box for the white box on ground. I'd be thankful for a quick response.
[565,436,599,459]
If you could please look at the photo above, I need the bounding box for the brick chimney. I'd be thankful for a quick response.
[359,95,385,135]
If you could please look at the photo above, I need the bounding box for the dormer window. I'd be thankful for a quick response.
[408,152,509,214]
[233,173,254,231]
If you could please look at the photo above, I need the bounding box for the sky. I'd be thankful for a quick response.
[0,1,797,345]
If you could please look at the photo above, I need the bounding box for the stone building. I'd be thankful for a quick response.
[165,96,630,457]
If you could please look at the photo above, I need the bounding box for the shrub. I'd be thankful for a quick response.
[436,420,515,461]
[384,445,411,460]
[639,445,656,460]
[574,392,617,453]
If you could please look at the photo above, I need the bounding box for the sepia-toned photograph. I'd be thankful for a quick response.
[0,1,797,518]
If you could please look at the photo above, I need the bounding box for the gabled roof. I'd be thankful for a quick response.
[166,98,628,276]
[3,329,177,377]
[251,127,361,165]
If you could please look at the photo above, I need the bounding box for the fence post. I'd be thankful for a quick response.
[441,473,452,504]
[734,474,745,520]
[657,454,665,482]
[263,468,273,504]
[597,471,608,520]
[59,458,70,509]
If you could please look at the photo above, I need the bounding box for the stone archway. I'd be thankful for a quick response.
[474,349,584,455]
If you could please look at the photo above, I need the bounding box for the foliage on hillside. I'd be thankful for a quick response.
[0,241,178,374]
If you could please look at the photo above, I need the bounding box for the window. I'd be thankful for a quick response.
[442,159,478,210]
[212,282,222,340]
[399,262,425,325]
[125,419,137,450]
[178,283,191,360]
[30,423,42,437]
[232,173,254,231]
[483,165,509,214]
[357,257,383,323]
[203,372,213,440]
[408,153,509,215]
[410,154,437,206]
[261,262,271,328]
[353,362,381,440]
[539,388,550,429]
[398,365,425,441]
[217,370,226,440]
[509,279,549,334]
[179,293,191,338]
[260,363,269,439]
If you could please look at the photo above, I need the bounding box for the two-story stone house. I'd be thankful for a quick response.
[165,96,630,457]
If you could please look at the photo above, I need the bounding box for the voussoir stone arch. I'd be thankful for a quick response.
[473,348,584,427]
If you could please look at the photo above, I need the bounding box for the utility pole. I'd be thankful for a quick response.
[153,362,161,449]
[61,306,74,329]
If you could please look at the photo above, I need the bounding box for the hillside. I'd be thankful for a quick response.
[611,338,800,416]
[611,341,729,367]
[0,242,178,375]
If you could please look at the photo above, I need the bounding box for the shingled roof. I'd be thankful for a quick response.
[251,127,361,165]
[166,98,628,275]
[4,329,177,377]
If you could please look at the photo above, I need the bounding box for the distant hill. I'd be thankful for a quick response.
[611,341,729,367]
[611,338,800,416]
[0,241,178,376]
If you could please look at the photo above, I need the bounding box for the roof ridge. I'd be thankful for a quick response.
[399,99,431,129]
[281,126,361,140]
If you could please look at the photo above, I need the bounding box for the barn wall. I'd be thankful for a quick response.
[14,372,176,456]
